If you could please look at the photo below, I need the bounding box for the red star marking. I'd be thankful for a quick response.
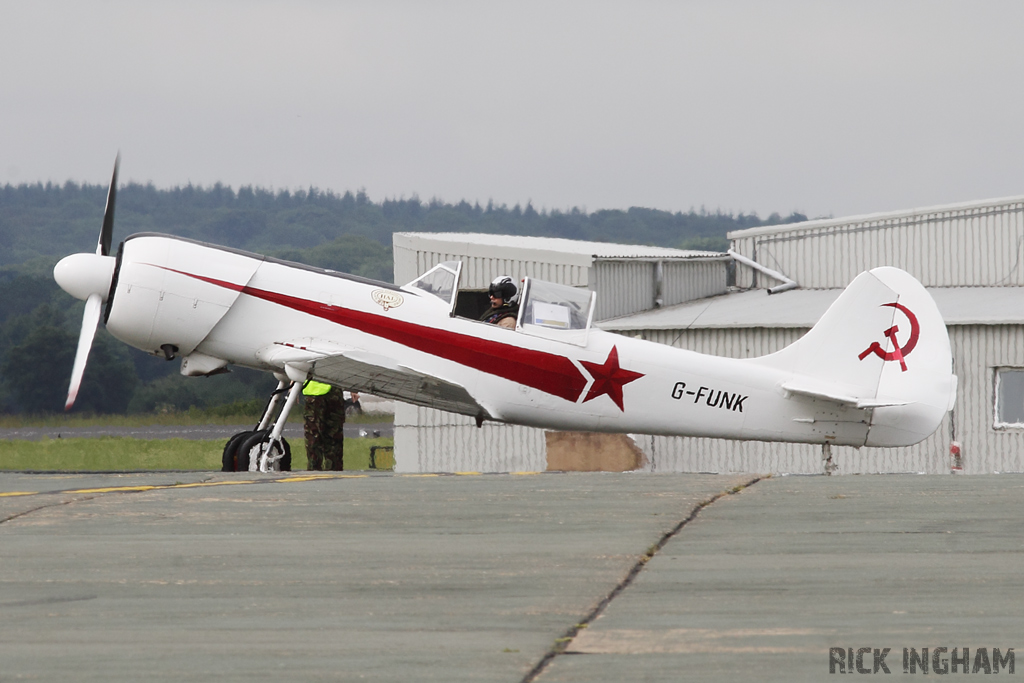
[579,346,644,412]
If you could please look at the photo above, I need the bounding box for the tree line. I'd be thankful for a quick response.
[0,180,807,414]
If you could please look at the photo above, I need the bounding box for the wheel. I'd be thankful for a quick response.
[236,430,290,472]
[222,431,254,472]
[236,430,269,472]
[236,430,269,471]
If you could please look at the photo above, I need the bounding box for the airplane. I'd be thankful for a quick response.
[53,158,958,472]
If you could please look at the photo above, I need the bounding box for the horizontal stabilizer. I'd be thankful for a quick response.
[780,379,909,409]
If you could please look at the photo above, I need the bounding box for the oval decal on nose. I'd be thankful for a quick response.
[372,289,404,311]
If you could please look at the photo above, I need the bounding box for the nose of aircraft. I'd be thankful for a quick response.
[53,253,117,302]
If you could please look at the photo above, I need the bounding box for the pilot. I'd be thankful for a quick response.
[479,276,519,329]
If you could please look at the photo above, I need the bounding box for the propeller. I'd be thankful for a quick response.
[54,154,121,410]
[65,293,103,410]
[98,153,118,256]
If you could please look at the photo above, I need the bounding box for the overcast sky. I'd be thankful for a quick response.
[2,1,1022,220]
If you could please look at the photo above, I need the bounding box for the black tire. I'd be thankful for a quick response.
[222,430,253,472]
[237,430,290,472]
[279,437,292,472]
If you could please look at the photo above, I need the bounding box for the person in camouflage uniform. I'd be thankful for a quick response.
[302,380,346,471]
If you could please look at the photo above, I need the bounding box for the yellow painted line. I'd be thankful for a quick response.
[69,486,160,494]
[1,476,346,498]
[276,474,368,482]
[158,480,254,489]
[3,469,556,499]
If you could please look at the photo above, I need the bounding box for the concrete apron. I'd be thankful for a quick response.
[1,472,1021,682]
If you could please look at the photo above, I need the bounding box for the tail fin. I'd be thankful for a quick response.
[755,267,956,447]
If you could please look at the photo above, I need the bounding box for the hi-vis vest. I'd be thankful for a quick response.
[302,380,332,396]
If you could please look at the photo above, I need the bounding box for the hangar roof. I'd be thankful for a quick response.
[598,287,1024,331]
[394,232,722,265]
[727,194,1024,240]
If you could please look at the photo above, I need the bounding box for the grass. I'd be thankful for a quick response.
[306,437,395,471]
[0,436,395,472]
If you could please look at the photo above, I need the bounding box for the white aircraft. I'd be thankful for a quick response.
[54,160,958,472]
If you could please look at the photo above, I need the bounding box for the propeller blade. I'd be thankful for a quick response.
[97,153,120,256]
[65,292,103,411]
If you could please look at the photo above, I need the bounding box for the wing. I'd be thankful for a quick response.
[314,350,490,418]
[257,342,492,419]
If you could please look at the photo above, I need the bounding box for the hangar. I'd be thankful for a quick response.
[392,195,1024,475]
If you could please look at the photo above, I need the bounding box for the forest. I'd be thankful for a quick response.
[0,180,807,415]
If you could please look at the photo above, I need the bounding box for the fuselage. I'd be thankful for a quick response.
[100,233,906,447]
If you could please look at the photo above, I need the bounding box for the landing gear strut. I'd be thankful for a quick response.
[221,379,298,473]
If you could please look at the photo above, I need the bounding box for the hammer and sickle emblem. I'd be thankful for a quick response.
[858,302,920,372]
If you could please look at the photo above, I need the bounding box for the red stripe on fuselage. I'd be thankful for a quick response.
[159,267,588,402]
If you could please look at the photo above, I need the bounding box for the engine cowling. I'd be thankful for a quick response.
[105,234,263,357]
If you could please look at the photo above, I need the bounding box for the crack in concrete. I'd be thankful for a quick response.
[520,476,764,683]
[0,495,100,525]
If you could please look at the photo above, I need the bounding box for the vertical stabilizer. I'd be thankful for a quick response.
[754,267,956,447]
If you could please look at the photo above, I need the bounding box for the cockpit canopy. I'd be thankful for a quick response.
[517,277,595,346]
[402,261,596,346]
[402,261,462,311]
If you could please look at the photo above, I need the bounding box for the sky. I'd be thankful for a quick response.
[2,1,1023,220]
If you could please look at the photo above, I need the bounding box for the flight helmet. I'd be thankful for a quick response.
[488,276,518,303]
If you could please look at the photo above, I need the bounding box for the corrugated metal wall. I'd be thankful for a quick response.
[662,259,729,307]
[948,325,1024,474]
[393,404,547,473]
[631,324,1024,475]
[591,259,728,321]
[396,238,727,317]
[403,249,590,290]
[731,199,1024,289]
[591,261,656,320]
